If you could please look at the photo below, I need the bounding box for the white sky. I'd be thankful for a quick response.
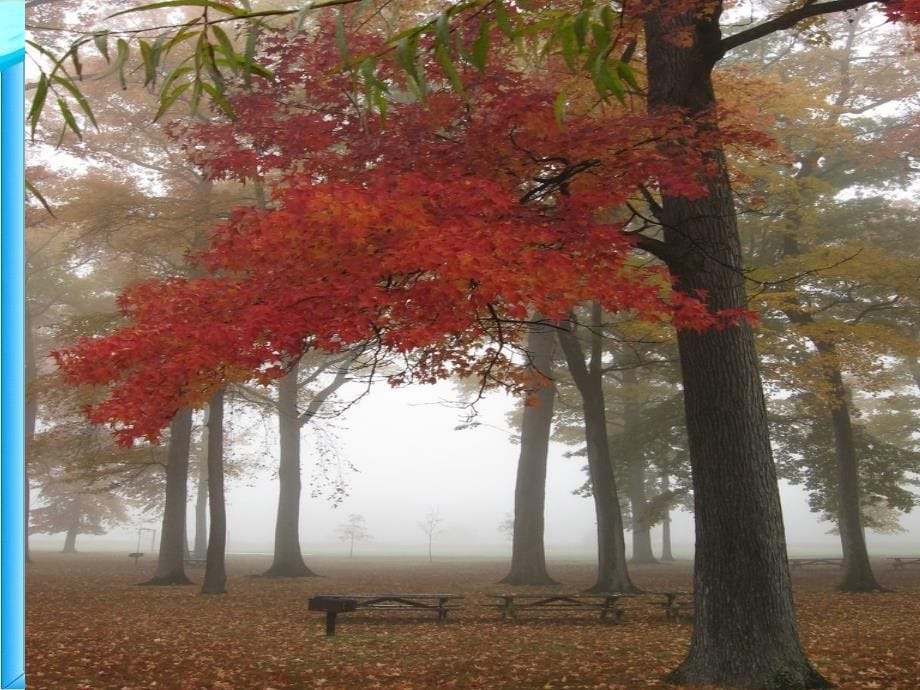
[31,379,920,559]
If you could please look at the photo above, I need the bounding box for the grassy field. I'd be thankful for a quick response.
[26,552,920,689]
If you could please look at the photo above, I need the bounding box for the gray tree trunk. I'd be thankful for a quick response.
[557,305,638,593]
[644,5,828,686]
[202,389,227,594]
[192,414,208,561]
[660,475,675,562]
[623,367,656,564]
[61,503,80,553]
[143,408,193,585]
[500,320,558,585]
[264,362,318,577]
[815,343,885,592]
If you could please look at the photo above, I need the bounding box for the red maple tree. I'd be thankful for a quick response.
[54,20,761,444]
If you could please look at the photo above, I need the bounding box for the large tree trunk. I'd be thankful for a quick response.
[192,414,209,561]
[202,389,227,594]
[500,320,559,586]
[557,306,638,594]
[264,362,317,577]
[815,343,885,592]
[644,6,828,687]
[622,367,657,564]
[143,408,193,586]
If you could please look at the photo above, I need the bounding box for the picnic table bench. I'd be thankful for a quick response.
[889,557,920,569]
[184,558,206,568]
[646,591,693,622]
[486,593,626,622]
[308,593,463,636]
[789,558,843,569]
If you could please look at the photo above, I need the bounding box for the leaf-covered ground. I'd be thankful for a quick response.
[26,553,920,689]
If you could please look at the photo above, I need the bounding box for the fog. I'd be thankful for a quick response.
[29,380,919,560]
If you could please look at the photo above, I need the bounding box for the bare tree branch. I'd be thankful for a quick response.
[721,0,876,54]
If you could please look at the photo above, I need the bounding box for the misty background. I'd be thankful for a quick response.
[29,380,920,558]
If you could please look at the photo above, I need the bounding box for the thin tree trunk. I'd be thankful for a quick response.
[193,411,209,561]
[264,362,317,577]
[815,343,885,592]
[143,408,193,586]
[202,388,227,594]
[644,6,828,686]
[500,320,559,585]
[61,503,80,553]
[557,306,638,594]
[777,235,884,592]
[623,367,657,564]
[660,474,675,562]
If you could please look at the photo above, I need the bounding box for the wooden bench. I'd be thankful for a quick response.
[308,593,463,635]
[789,558,843,569]
[889,557,920,570]
[184,558,206,568]
[485,593,626,622]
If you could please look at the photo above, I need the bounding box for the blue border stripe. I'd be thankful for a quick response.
[0,49,23,73]
[1,51,27,689]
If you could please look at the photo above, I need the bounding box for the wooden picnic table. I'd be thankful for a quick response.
[889,557,920,569]
[485,593,626,622]
[789,558,843,569]
[645,591,693,622]
[308,593,463,635]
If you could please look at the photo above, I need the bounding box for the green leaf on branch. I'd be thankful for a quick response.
[50,75,98,131]
[28,74,48,141]
[55,97,81,145]
[93,31,110,62]
[470,21,490,71]
[435,43,465,99]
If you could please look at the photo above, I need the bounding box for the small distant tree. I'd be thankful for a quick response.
[419,509,444,562]
[29,480,129,553]
[498,513,514,541]
[336,513,369,557]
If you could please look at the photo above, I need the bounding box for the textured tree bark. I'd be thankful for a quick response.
[143,408,193,586]
[202,389,227,594]
[500,321,559,586]
[622,367,657,564]
[264,362,317,577]
[815,343,885,592]
[645,5,829,687]
[557,306,638,594]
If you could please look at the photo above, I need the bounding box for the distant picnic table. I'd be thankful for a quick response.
[645,591,694,622]
[789,558,843,569]
[889,557,920,569]
[308,593,463,636]
[485,593,626,622]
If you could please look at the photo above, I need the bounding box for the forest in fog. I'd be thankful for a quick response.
[22,1,920,688]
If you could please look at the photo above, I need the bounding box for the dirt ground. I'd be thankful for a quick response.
[25,552,920,689]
